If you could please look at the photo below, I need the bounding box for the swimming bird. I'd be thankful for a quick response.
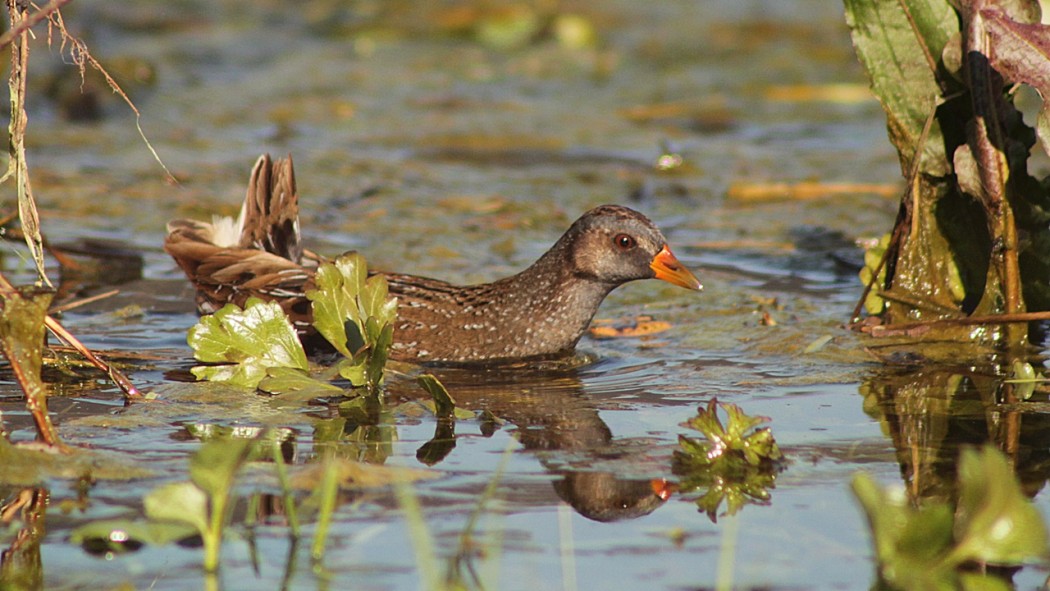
[165,154,701,363]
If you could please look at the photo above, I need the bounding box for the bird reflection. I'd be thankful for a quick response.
[416,361,670,522]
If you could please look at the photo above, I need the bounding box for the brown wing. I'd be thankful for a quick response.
[238,154,303,263]
[164,154,314,329]
[164,222,315,327]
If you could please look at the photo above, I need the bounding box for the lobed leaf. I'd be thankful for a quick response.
[188,298,308,389]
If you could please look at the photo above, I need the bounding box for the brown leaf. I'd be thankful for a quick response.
[979,6,1050,156]
[589,317,671,339]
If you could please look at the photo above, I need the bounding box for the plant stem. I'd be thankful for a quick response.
[272,439,300,539]
[394,471,441,591]
[204,487,231,572]
[310,455,339,565]
[716,513,739,591]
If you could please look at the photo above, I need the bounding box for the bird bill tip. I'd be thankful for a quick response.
[650,245,701,291]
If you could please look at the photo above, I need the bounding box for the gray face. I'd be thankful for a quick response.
[566,206,667,286]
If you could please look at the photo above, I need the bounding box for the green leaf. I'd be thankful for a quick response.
[364,320,393,392]
[953,446,1049,565]
[959,572,1014,591]
[361,274,391,321]
[188,297,308,389]
[307,256,363,358]
[258,366,344,399]
[416,374,457,420]
[843,0,956,175]
[144,481,208,535]
[189,438,254,499]
[680,399,782,465]
[673,401,784,521]
[851,473,957,589]
[337,356,367,387]
[305,253,398,393]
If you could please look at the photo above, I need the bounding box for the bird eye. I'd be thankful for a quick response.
[613,233,635,250]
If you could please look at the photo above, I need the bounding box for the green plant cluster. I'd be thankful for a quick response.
[853,446,1049,591]
[187,253,396,394]
[671,399,785,521]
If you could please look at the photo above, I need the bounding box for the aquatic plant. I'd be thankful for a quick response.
[188,298,309,389]
[189,253,396,394]
[853,445,1049,590]
[306,252,398,393]
[672,399,785,521]
[0,2,145,447]
[844,0,1050,349]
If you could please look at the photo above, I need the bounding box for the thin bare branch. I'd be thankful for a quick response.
[43,6,179,184]
[0,0,72,51]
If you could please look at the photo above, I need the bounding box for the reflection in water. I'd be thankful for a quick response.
[401,364,671,522]
[861,364,1050,504]
[858,363,1050,588]
[0,487,47,591]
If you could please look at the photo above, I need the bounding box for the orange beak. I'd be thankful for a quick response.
[650,478,676,501]
[650,245,702,291]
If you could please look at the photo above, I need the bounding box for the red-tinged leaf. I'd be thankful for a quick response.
[979,6,1050,156]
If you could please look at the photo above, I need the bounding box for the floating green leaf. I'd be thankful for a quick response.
[71,519,198,552]
[257,366,345,405]
[678,399,783,468]
[188,297,308,388]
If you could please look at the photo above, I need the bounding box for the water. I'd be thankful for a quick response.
[2,1,1049,589]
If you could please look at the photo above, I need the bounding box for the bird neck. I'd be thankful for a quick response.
[494,242,616,352]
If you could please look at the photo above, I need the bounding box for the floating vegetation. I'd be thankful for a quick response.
[188,298,309,389]
[671,399,785,521]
